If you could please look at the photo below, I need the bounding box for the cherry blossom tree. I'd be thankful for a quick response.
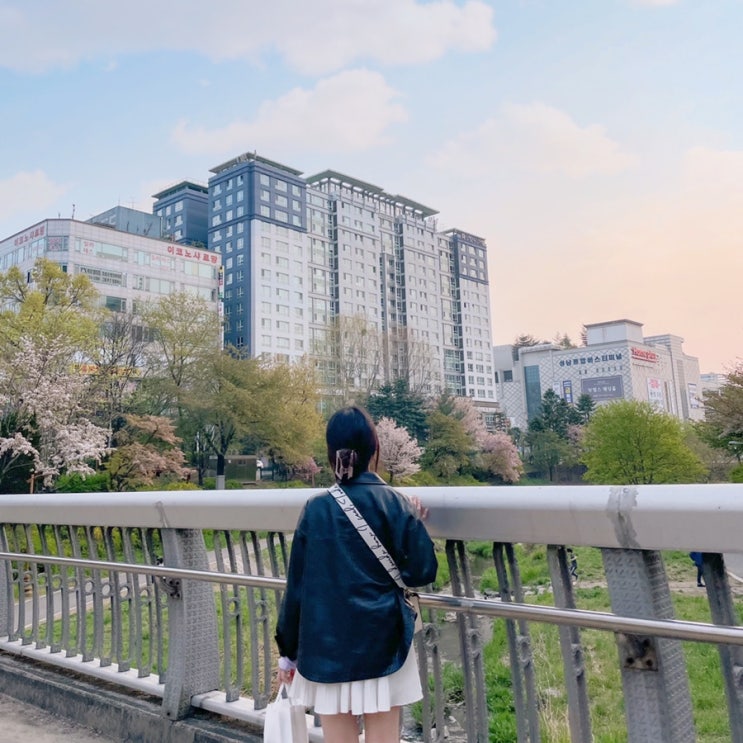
[292,457,321,485]
[0,337,109,489]
[452,396,489,448]
[481,431,523,483]
[0,260,108,491]
[376,416,423,484]
[106,414,187,491]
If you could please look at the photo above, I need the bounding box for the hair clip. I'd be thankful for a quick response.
[335,449,357,481]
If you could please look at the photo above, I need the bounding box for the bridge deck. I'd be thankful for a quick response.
[0,693,113,742]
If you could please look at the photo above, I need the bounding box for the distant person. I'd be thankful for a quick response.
[275,405,438,743]
[567,548,579,581]
[689,552,705,587]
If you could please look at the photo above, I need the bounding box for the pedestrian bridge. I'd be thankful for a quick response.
[2,484,743,742]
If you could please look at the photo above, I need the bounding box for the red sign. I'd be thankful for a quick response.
[631,347,658,363]
[166,244,218,264]
[14,223,45,246]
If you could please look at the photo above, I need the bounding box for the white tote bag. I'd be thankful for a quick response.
[264,684,308,743]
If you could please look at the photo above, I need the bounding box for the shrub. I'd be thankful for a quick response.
[201,477,245,490]
[55,471,110,492]
[159,481,201,491]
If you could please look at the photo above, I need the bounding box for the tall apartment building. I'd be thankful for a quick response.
[208,152,496,405]
[152,181,209,246]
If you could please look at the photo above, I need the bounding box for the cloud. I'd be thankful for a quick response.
[172,69,408,156]
[428,102,637,178]
[0,1,496,75]
[0,171,68,226]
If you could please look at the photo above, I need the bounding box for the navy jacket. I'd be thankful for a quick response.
[275,472,438,683]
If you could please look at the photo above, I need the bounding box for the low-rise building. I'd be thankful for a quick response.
[494,319,703,428]
[0,217,220,315]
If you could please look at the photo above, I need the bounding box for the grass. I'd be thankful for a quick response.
[464,544,743,742]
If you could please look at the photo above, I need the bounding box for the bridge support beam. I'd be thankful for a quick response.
[602,548,694,743]
[161,528,220,720]
[704,552,743,742]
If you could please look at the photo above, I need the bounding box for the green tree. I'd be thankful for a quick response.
[366,379,428,443]
[552,332,577,349]
[701,366,743,462]
[0,258,100,353]
[0,411,38,493]
[185,353,322,485]
[582,400,707,484]
[683,423,736,482]
[137,292,221,416]
[574,393,596,425]
[421,410,473,479]
[87,311,148,440]
[513,334,545,349]
[529,388,573,438]
[526,429,572,482]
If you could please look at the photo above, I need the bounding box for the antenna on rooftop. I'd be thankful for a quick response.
[71,204,76,219]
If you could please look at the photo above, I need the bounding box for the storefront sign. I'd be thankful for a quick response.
[14,224,45,246]
[562,379,573,404]
[647,378,665,409]
[631,347,658,363]
[166,244,218,264]
[581,375,624,401]
[688,382,701,409]
[559,352,623,367]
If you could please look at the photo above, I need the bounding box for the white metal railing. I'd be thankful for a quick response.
[1,484,743,742]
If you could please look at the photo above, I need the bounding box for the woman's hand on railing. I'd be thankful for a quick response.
[408,496,429,522]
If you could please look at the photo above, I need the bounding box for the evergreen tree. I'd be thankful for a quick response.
[365,379,428,443]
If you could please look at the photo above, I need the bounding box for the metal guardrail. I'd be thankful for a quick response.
[1,484,743,742]
[2,551,743,647]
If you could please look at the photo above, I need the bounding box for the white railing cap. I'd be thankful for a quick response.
[1,484,742,552]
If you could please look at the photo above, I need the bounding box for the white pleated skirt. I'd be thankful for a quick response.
[289,644,422,715]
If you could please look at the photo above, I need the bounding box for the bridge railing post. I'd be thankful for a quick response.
[602,547,695,743]
[160,528,220,720]
[703,552,743,742]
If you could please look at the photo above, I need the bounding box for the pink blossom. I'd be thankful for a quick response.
[376,417,423,483]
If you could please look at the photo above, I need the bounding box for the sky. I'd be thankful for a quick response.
[1,0,741,374]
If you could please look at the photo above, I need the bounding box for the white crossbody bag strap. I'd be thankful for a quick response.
[328,483,406,589]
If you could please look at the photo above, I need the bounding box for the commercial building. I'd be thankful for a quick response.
[700,372,728,397]
[208,152,496,405]
[0,217,220,315]
[494,319,703,428]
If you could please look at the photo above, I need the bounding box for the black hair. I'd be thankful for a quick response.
[326,405,379,483]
